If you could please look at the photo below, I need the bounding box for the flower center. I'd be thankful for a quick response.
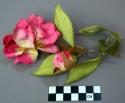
[34,40,45,49]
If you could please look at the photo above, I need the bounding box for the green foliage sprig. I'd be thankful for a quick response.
[33,5,121,84]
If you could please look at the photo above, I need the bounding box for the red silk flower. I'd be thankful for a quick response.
[3,14,60,64]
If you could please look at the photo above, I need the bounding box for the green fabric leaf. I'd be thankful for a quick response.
[32,54,56,76]
[106,33,121,56]
[98,39,107,54]
[106,40,120,55]
[111,31,121,42]
[55,4,74,47]
[79,25,105,35]
[98,31,121,56]
[65,56,102,84]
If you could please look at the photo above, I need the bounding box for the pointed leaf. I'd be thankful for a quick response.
[32,54,56,76]
[79,25,105,35]
[55,4,74,47]
[65,56,102,84]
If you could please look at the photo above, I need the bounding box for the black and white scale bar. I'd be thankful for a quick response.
[48,86,101,101]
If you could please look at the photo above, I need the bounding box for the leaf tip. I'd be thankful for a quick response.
[55,4,61,11]
[32,71,41,76]
[78,29,83,34]
[71,42,75,47]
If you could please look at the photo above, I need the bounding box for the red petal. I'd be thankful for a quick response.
[3,34,24,58]
[3,34,15,47]
[4,44,24,58]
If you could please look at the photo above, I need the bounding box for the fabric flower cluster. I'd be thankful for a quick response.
[3,14,60,64]
[3,14,75,72]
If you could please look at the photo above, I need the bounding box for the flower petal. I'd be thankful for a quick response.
[3,34,15,47]
[4,45,25,58]
[38,44,59,53]
[63,50,74,61]
[41,22,60,44]
[3,34,25,58]
[28,14,44,26]
[15,19,28,28]
[53,52,65,71]
[14,48,38,64]
[13,26,35,48]
[35,27,46,41]
[62,51,75,69]
[53,51,75,73]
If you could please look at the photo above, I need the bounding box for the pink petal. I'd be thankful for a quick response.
[53,52,65,70]
[28,15,46,44]
[28,14,44,26]
[38,44,60,53]
[41,22,60,44]
[15,19,28,28]
[14,48,38,64]
[13,26,35,48]
[35,27,46,41]
[53,51,75,72]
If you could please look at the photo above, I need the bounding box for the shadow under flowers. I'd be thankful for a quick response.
[0,48,12,66]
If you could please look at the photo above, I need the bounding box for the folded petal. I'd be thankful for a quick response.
[4,44,25,58]
[35,27,46,41]
[53,51,75,73]
[14,48,38,64]
[63,50,74,61]
[15,19,28,28]
[62,51,75,70]
[28,15,45,40]
[13,26,35,48]
[3,34,24,58]
[28,14,44,26]
[53,52,65,71]
[37,44,59,53]
[3,34,15,47]
[41,22,60,44]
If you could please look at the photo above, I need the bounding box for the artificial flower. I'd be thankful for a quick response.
[53,50,75,74]
[3,14,60,64]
